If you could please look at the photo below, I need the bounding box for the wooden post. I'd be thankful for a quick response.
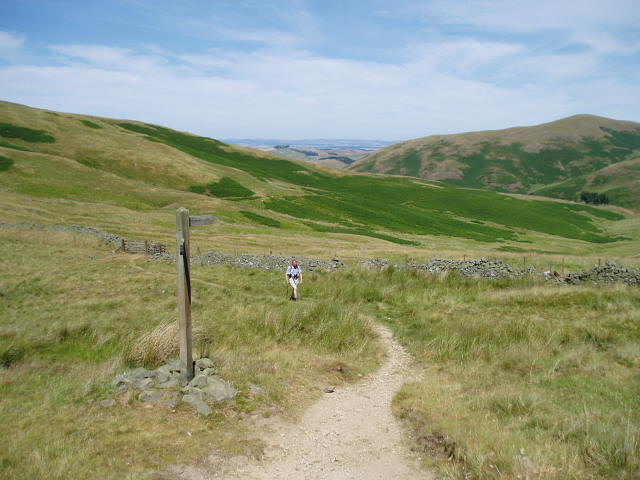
[176,208,194,382]
[145,240,149,255]
[121,238,126,253]
[175,210,216,382]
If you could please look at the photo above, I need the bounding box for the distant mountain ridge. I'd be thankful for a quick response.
[225,139,395,169]
[224,138,395,150]
[349,115,640,209]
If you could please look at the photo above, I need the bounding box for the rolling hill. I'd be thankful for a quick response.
[0,101,633,254]
[349,115,640,209]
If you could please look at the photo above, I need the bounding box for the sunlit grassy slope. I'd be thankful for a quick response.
[351,114,640,209]
[0,101,635,259]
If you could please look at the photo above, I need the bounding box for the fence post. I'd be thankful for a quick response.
[121,238,126,253]
[176,208,194,382]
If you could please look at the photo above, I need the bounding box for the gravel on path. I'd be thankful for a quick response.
[169,325,434,480]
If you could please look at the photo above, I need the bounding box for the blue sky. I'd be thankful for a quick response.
[1,0,639,140]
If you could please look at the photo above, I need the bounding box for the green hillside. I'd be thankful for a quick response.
[0,101,632,252]
[350,115,640,209]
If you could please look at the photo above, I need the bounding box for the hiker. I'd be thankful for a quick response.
[285,260,302,301]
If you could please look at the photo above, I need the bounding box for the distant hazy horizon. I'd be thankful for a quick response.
[222,138,396,150]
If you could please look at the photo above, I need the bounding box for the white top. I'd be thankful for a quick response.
[286,265,301,278]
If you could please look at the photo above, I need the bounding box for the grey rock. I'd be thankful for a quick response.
[183,395,212,416]
[202,368,216,376]
[202,377,237,403]
[196,358,214,369]
[188,374,208,388]
[165,359,182,373]
[112,373,131,386]
[130,367,154,380]
[181,386,205,401]
[99,398,115,407]
[153,368,171,383]
[156,378,179,389]
[116,383,129,394]
[155,371,170,383]
[139,390,163,402]
[133,378,154,390]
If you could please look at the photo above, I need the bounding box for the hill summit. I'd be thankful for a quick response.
[349,115,640,209]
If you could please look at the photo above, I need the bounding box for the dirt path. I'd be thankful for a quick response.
[171,325,433,480]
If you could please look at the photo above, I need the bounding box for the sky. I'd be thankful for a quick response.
[1,0,639,140]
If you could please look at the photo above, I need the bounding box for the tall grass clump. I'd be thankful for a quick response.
[123,320,214,368]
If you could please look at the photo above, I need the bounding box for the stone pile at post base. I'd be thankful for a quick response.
[102,357,238,416]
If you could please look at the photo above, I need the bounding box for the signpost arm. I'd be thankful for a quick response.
[176,207,194,381]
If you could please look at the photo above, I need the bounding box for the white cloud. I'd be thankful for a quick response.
[569,30,640,55]
[404,39,526,77]
[1,29,638,139]
[417,0,639,33]
[0,31,26,59]
[49,45,168,71]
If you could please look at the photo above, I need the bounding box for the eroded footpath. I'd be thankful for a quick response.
[170,325,434,480]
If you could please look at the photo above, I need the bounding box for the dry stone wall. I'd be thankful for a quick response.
[192,251,345,272]
[3,222,638,286]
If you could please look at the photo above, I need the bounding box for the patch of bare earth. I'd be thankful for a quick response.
[169,325,434,480]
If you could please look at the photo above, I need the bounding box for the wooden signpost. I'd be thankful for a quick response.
[176,208,215,381]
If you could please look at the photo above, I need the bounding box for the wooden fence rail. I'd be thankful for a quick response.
[117,239,167,255]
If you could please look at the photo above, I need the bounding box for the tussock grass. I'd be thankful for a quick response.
[123,321,213,368]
